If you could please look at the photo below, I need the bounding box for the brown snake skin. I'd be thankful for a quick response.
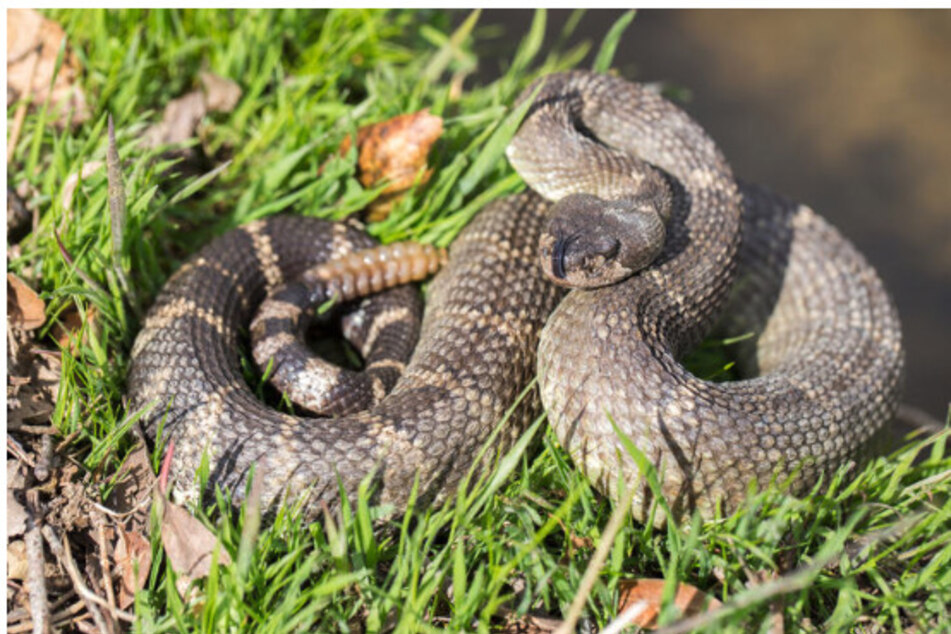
[127,71,904,522]
[249,241,445,416]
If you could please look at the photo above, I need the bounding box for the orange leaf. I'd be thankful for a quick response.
[338,109,443,222]
[7,273,45,330]
[616,578,722,630]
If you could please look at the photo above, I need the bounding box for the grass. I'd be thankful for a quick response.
[8,8,951,632]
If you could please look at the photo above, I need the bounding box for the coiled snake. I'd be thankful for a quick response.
[127,71,904,523]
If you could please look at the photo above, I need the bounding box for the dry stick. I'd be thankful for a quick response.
[75,620,100,634]
[35,434,53,482]
[95,518,119,625]
[7,44,41,164]
[17,424,59,435]
[8,599,86,634]
[25,500,51,634]
[8,436,36,467]
[8,589,78,626]
[41,525,136,629]
[554,484,637,634]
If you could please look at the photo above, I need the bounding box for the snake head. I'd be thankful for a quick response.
[539,193,667,288]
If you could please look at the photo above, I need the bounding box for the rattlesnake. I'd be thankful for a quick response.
[127,71,904,523]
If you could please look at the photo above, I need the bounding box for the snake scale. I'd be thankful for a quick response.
[127,71,904,523]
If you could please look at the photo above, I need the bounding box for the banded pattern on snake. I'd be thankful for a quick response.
[127,71,904,523]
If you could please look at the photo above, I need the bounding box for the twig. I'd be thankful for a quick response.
[8,598,86,634]
[41,525,135,629]
[95,517,119,625]
[554,483,637,634]
[8,589,78,625]
[54,428,81,453]
[25,499,50,634]
[76,620,100,634]
[8,435,37,467]
[35,434,53,482]
[16,424,59,435]
[91,495,152,519]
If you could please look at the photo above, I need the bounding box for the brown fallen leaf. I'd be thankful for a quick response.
[7,539,29,581]
[8,273,45,330]
[615,578,722,630]
[114,527,152,609]
[143,71,243,150]
[7,9,89,127]
[154,443,232,598]
[144,90,207,148]
[200,71,242,113]
[106,442,156,534]
[51,303,97,353]
[7,342,61,431]
[157,496,233,598]
[338,109,443,222]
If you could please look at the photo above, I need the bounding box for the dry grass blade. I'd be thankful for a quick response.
[107,114,134,307]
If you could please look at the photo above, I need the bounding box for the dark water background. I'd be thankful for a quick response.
[470,9,950,420]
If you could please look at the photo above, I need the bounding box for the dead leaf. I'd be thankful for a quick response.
[157,495,233,598]
[106,442,155,520]
[51,303,97,352]
[143,71,242,150]
[144,90,207,148]
[7,539,28,581]
[7,346,61,430]
[570,534,594,550]
[114,527,152,609]
[200,71,242,113]
[616,578,722,630]
[338,109,443,222]
[7,9,89,127]
[8,273,45,330]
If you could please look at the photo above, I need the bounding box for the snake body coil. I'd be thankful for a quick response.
[127,71,904,522]
[128,203,564,514]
